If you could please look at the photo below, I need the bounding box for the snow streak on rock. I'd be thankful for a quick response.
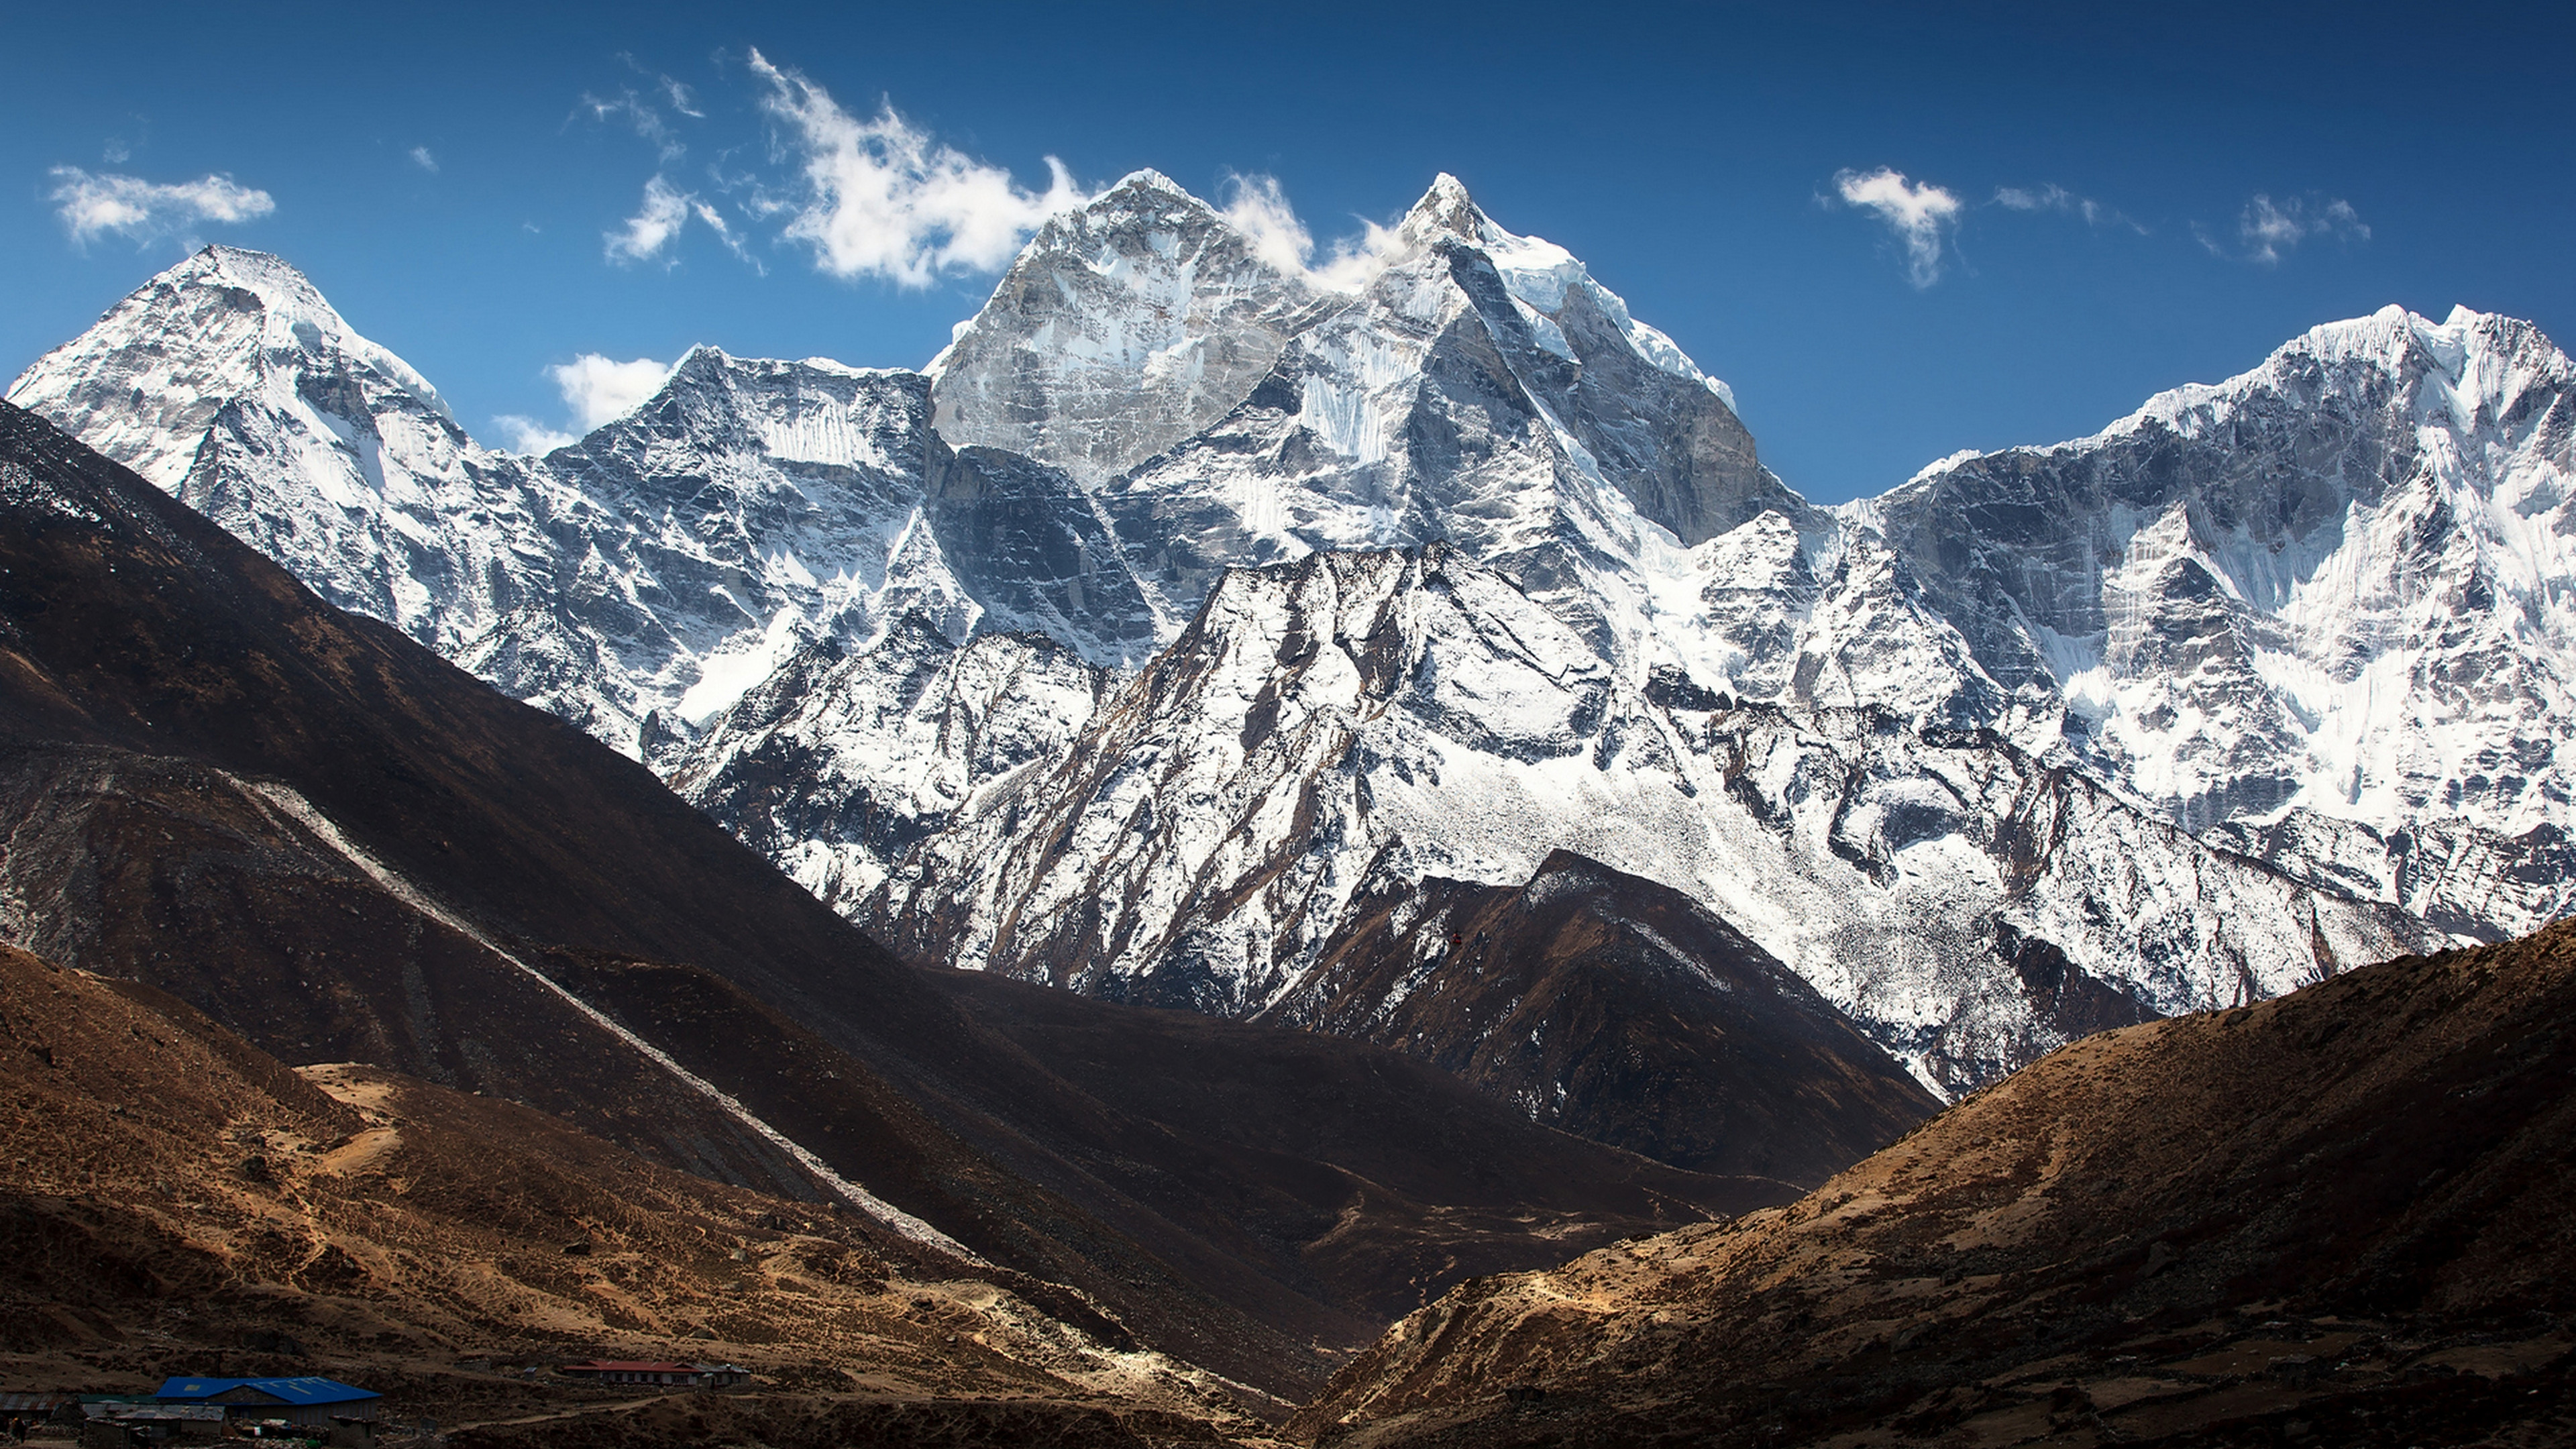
[868,547,2428,1091]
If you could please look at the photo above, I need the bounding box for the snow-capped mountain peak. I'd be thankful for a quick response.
[1858,301,2576,941]
[928,168,1340,484]
[16,199,2571,1099]
[1395,171,1487,244]
[7,246,459,494]
[2083,303,2571,452]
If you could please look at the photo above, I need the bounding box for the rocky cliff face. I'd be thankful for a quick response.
[13,174,2567,1094]
[864,544,2429,1091]
[1863,307,2576,938]
[1267,850,1941,1181]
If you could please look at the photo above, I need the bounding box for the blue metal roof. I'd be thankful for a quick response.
[154,1378,378,1406]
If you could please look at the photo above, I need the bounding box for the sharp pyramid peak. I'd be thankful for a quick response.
[1086,168,1218,217]
[1400,172,1489,242]
[1106,167,1192,198]
[168,244,335,313]
[1023,169,1220,254]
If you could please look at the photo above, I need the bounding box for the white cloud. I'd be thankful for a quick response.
[492,353,673,454]
[551,354,672,430]
[1218,172,1401,292]
[604,175,694,264]
[103,138,131,164]
[1833,166,1961,287]
[1993,183,2139,231]
[493,415,578,455]
[584,89,686,162]
[49,167,274,246]
[602,174,762,271]
[748,48,1084,287]
[1220,173,1313,276]
[410,146,439,174]
[689,197,763,272]
[2237,193,2369,264]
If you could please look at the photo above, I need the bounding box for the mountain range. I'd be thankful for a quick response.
[1,398,1911,1402]
[10,171,2574,1101]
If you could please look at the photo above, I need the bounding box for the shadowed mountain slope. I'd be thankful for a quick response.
[0,401,1780,1397]
[1264,851,1939,1181]
[1298,918,2576,1446]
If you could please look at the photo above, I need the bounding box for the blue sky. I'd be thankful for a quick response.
[5,0,2569,503]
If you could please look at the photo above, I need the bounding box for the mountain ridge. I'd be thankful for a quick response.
[12,172,2569,1091]
[0,398,1867,1397]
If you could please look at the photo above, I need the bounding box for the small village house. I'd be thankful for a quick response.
[554,1361,749,1389]
[152,1377,379,1430]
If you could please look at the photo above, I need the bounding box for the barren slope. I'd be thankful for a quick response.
[1299,920,2576,1446]
[0,943,1251,1442]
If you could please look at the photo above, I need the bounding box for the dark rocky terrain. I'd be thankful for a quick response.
[1296,918,2576,1446]
[0,401,1901,1399]
[1266,851,1940,1181]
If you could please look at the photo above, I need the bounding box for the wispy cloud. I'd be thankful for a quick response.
[101,115,146,166]
[2245,194,2368,264]
[604,175,695,264]
[747,48,1083,287]
[494,352,674,455]
[580,60,706,163]
[48,167,274,246]
[1218,172,1399,292]
[409,146,439,174]
[582,88,687,163]
[1993,183,2141,232]
[602,174,763,272]
[1833,166,1962,287]
[2192,193,2369,264]
[657,74,704,119]
[690,197,761,271]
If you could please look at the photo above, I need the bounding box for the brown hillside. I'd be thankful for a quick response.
[0,941,1254,1442]
[1297,921,2576,1446]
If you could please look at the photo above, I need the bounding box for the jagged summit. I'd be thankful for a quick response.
[1099,166,1192,200]
[183,243,329,304]
[1397,171,1487,243]
[927,168,1336,483]
[7,245,455,486]
[2081,302,2573,450]
[1865,299,2576,927]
